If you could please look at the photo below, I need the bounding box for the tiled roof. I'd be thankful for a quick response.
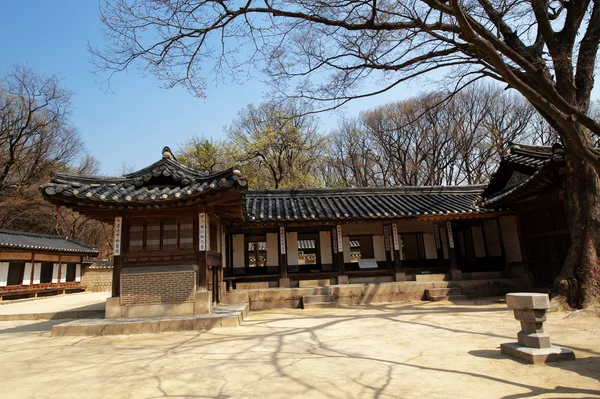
[0,230,99,255]
[245,185,490,223]
[41,149,247,205]
[481,143,564,206]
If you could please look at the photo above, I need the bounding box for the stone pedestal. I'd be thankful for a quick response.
[501,293,575,364]
[337,275,348,285]
[450,270,462,281]
[394,272,406,282]
[279,278,290,288]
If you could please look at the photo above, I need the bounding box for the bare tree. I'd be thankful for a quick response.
[94,0,600,306]
[327,84,536,186]
[0,65,87,195]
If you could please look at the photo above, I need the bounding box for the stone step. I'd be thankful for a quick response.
[302,294,336,305]
[302,302,338,309]
[425,288,461,300]
[429,295,467,302]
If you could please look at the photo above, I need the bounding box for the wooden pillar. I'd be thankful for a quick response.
[392,223,402,272]
[433,224,445,262]
[496,216,510,270]
[445,220,459,271]
[383,225,392,269]
[335,225,345,275]
[198,212,208,291]
[112,216,123,297]
[279,226,288,279]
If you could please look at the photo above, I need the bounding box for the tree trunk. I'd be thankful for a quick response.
[554,153,600,308]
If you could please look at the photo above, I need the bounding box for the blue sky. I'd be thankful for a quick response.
[0,1,411,175]
[3,2,596,176]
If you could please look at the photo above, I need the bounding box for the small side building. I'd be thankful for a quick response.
[0,230,99,301]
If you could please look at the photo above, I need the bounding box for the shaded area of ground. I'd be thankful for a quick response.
[0,298,598,398]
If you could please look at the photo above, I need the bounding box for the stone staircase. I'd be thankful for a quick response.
[302,294,337,309]
[425,287,466,302]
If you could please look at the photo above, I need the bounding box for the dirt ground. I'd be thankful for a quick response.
[0,298,598,399]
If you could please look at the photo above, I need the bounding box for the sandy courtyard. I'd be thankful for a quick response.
[0,298,598,398]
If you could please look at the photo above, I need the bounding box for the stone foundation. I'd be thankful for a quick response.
[241,278,525,310]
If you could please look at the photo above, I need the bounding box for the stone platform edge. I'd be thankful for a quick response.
[51,303,249,337]
[0,309,105,321]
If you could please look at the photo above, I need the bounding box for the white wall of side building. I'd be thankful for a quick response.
[499,215,523,262]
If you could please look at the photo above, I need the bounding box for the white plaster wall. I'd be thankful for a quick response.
[0,262,8,287]
[472,226,487,258]
[232,234,245,268]
[33,263,41,284]
[266,232,279,267]
[373,235,387,261]
[60,264,67,283]
[440,228,449,259]
[483,219,502,257]
[23,263,32,285]
[75,264,81,282]
[286,232,299,266]
[52,263,59,283]
[500,215,523,262]
[343,236,351,263]
[423,233,438,259]
[319,231,333,264]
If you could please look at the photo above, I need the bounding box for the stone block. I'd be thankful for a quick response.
[122,302,195,318]
[220,316,240,328]
[220,291,249,305]
[415,274,447,282]
[517,331,551,349]
[105,297,122,319]
[506,293,550,310]
[337,275,349,285]
[394,272,406,282]
[194,291,212,314]
[501,343,575,364]
[450,270,463,281]
[513,309,547,322]
[298,279,331,288]
[236,282,270,290]
[519,321,545,334]
[279,278,291,288]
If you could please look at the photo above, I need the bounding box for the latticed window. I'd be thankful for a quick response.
[146,220,161,251]
[163,219,178,250]
[180,219,194,249]
[128,218,195,252]
[129,221,144,251]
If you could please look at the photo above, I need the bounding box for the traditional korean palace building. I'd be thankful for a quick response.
[0,230,98,301]
[39,144,566,316]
